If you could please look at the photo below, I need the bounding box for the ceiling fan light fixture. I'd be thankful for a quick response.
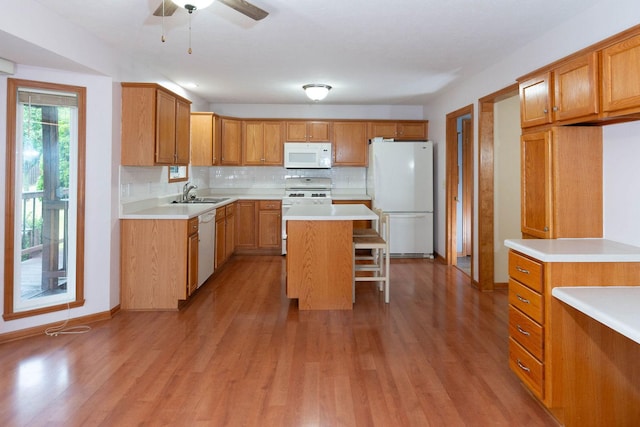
[171,0,215,11]
[303,84,332,101]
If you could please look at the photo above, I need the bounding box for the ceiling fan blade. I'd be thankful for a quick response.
[153,1,179,17]
[218,0,269,21]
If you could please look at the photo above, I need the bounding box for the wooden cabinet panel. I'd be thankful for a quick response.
[121,84,191,166]
[187,231,198,296]
[508,251,543,292]
[190,112,218,166]
[332,121,368,166]
[236,200,258,249]
[258,210,281,249]
[285,121,330,142]
[235,200,281,253]
[509,306,544,361]
[521,127,602,239]
[601,32,640,116]
[215,215,226,269]
[221,118,242,165]
[509,279,544,324]
[368,121,428,140]
[519,73,552,128]
[397,121,428,139]
[552,51,599,122]
[509,338,544,400]
[242,121,283,165]
[225,203,236,259]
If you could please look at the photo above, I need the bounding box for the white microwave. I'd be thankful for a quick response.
[284,142,332,169]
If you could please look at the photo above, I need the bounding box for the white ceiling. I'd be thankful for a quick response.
[8,0,601,105]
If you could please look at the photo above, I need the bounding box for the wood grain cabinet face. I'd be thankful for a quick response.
[519,73,552,128]
[242,121,284,165]
[285,121,331,142]
[367,121,428,140]
[332,121,368,166]
[190,112,219,166]
[521,127,603,239]
[187,217,199,296]
[258,200,281,249]
[601,33,640,116]
[234,200,281,253]
[221,118,242,165]
[121,84,191,166]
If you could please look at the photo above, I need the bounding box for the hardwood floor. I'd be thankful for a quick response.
[0,256,558,426]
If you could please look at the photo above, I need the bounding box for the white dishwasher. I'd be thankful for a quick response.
[197,210,216,288]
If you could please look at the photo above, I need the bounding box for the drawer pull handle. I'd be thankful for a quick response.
[516,325,530,336]
[516,266,530,274]
[516,294,530,304]
[517,359,531,373]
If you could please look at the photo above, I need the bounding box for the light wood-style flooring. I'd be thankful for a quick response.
[0,256,558,426]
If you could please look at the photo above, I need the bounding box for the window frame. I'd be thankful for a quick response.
[3,78,86,320]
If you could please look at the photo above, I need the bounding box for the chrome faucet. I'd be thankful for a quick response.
[182,181,198,202]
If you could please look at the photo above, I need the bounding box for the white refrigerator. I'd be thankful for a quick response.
[367,139,434,257]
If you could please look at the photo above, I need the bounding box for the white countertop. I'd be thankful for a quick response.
[283,203,378,221]
[120,200,231,220]
[552,286,640,345]
[504,238,640,262]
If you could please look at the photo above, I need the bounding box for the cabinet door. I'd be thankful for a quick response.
[121,86,156,166]
[221,118,242,165]
[397,121,428,139]
[187,232,198,296]
[236,200,258,249]
[225,208,235,260]
[263,122,284,164]
[191,113,214,166]
[215,215,226,269]
[601,33,640,116]
[552,52,599,122]
[285,121,307,141]
[519,73,552,128]
[521,131,552,238]
[243,121,264,165]
[308,121,330,141]
[333,122,368,166]
[258,201,281,249]
[174,98,191,165]
[155,90,177,164]
[368,122,397,139]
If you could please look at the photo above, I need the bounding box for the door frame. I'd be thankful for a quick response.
[476,83,519,291]
[445,104,474,277]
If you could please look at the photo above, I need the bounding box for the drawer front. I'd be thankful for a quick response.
[509,337,544,400]
[225,203,235,216]
[509,279,544,324]
[215,209,226,221]
[509,251,543,292]
[187,217,199,235]
[259,200,281,210]
[509,306,544,361]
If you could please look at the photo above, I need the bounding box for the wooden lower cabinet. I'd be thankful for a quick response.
[507,249,640,423]
[216,203,235,269]
[235,199,281,254]
[120,217,198,310]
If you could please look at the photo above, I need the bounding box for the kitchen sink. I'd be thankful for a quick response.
[171,197,230,204]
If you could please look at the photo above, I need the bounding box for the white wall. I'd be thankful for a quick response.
[493,96,521,283]
[423,0,640,280]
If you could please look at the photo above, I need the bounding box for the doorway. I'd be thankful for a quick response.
[445,105,473,278]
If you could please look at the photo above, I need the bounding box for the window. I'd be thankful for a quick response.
[3,79,86,320]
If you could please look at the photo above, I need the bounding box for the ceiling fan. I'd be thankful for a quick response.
[153,0,269,21]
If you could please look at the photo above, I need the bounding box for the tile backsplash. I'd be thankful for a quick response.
[120,166,366,202]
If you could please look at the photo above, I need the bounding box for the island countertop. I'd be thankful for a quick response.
[283,203,378,221]
[504,238,640,262]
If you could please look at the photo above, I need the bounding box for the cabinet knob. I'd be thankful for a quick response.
[544,226,549,232]
[553,106,559,112]
[543,108,548,114]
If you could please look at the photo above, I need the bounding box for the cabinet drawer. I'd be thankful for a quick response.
[187,217,199,235]
[509,306,543,361]
[225,203,235,216]
[259,200,281,210]
[509,337,544,400]
[509,279,544,324]
[509,251,543,292]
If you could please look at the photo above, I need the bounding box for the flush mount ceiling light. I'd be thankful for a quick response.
[303,84,332,101]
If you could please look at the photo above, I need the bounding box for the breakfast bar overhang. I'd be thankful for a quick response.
[283,204,378,310]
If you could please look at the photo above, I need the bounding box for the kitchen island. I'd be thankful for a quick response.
[284,204,378,310]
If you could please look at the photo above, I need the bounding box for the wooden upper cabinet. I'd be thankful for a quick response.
[285,121,331,142]
[121,83,191,166]
[368,121,428,140]
[220,118,242,165]
[552,51,599,122]
[242,121,284,165]
[601,33,640,117]
[521,127,603,239]
[332,121,368,166]
[519,73,552,128]
[191,112,220,166]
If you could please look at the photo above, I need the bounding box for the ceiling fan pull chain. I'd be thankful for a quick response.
[161,0,166,42]
[188,13,192,54]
